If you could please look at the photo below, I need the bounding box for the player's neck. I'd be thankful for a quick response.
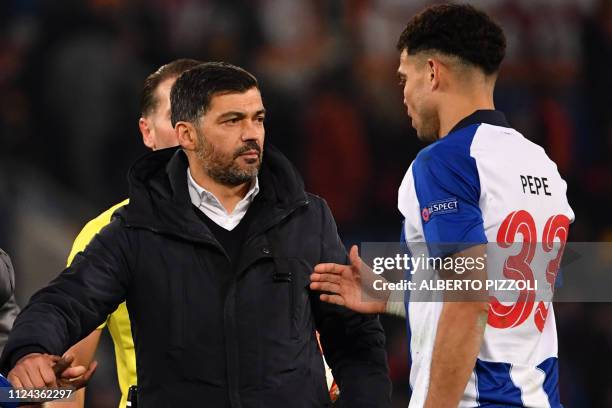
[438,91,495,138]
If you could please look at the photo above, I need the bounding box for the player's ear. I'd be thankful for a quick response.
[139,117,156,150]
[427,58,441,91]
[176,122,197,151]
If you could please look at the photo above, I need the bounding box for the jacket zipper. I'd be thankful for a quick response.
[225,198,310,408]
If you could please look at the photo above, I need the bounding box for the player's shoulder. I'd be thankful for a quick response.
[471,122,545,153]
[470,123,558,171]
[416,123,481,166]
[413,124,484,183]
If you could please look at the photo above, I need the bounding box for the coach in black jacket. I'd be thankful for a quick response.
[1,62,390,407]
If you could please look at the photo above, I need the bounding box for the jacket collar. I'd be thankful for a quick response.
[121,144,308,242]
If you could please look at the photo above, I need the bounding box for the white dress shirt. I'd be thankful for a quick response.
[187,168,259,231]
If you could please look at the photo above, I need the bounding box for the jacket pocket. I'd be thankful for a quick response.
[272,257,313,340]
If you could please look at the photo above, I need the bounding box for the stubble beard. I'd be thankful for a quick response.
[194,128,261,187]
[415,107,441,143]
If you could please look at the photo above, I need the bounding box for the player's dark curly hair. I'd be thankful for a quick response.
[396,3,506,75]
[170,62,258,127]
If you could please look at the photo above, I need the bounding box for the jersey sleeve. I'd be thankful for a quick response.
[412,139,487,258]
[66,199,129,329]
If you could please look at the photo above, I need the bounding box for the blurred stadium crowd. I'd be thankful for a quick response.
[0,0,611,406]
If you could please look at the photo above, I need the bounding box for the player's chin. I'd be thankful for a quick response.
[411,119,425,138]
[415,133,428,142]
[415,127,438,143]
[414,127,427,141]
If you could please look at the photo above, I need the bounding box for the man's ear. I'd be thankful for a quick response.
[139,117,155,150]
[427,58,441,91]
[176,122,197,151]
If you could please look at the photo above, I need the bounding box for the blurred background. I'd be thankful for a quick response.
[1,0,611,406]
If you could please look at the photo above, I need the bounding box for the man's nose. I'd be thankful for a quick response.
[241,121,263,141]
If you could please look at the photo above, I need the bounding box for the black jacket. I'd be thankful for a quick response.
[1,146,391,407]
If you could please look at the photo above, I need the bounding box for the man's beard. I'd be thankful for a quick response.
[414,105,440,143]
[194,128,262,186]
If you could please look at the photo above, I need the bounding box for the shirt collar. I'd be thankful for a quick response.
[448,109,509,135]
[187,168,260,214]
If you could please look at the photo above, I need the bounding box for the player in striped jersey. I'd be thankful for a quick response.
[310,4,573,407]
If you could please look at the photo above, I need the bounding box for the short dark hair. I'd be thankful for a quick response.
[140,58,202,116]
[170,62,258,127]
[397,4,506,75]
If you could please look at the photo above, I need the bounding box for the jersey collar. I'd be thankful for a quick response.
[448,109,509,135]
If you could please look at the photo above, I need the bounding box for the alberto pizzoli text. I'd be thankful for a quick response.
[373,279,538,292]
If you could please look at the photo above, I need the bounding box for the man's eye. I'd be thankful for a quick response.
[226,118,240,124]
[256,116,265,123]
[398,78,406,87]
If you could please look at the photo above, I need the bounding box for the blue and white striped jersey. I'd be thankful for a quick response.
[398,110,574,407]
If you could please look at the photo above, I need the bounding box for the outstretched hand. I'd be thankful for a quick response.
[310,245,389,314]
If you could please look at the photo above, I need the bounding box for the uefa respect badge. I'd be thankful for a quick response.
[422,197,459,222]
